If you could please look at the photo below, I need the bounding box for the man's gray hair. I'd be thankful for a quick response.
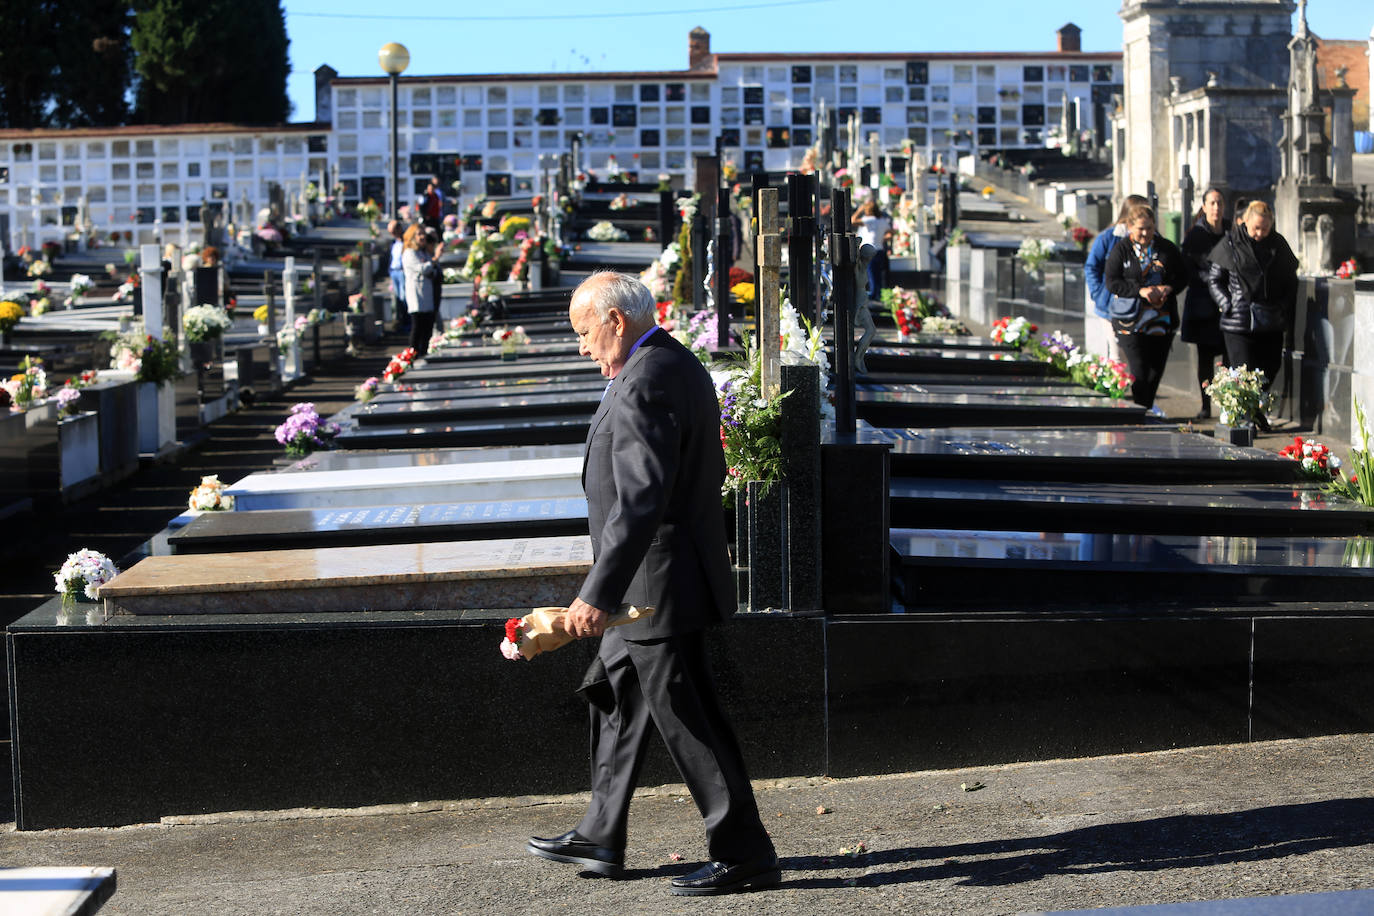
[580,271,656,326]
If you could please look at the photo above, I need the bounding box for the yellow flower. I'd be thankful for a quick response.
[253,304,270,323]
[730,282,756,304]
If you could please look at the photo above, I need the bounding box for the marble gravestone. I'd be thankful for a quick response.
[224,456,584,510]
[97,535,594,615]
[169,496,589,553]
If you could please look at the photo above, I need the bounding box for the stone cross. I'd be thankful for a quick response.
[283,256,297,329]
[140,244,163,338]
[869,133,881,192]
[756,187,782,397]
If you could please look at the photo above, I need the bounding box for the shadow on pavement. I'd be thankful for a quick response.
[779,797,1374,889]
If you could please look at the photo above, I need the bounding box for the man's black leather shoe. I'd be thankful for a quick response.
[669,856,781,896]
[526,831,624,877]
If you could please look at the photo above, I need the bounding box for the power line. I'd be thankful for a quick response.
[287,0,830,21]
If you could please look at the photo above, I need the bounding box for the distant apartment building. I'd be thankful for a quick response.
[0,26,1121,251]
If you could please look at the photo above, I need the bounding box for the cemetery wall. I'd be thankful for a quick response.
[0,123,331,253]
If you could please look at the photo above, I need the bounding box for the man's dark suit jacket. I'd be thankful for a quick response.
[578,327,736,638]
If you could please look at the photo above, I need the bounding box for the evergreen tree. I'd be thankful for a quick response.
[131,0,290,125]
[51,0,134,127]
[0,0,60,128]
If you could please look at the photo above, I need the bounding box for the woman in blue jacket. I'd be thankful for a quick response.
[1085,195,1147,359]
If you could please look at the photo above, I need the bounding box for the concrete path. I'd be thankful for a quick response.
[3,734,1371,915]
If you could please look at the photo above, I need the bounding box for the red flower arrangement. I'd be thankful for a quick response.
[1277,435,1342,479]
[1336,258,1358,280]
[728,267,754,288]
[1071,226,1093,250]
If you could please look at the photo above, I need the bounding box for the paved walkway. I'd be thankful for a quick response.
[2,734,1371,914]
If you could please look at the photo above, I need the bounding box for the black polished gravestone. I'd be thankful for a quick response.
[395,358,602,385]
[858,346,1059,377]
[277,442,586,474]
[871,426,1306,484]
[354,388,601,426]
[334,413,591,449]
[367,377,609,406]
[385,372,602,396]
[841,332,1010,352]
[168,497,589,553]
[891,527,1374,610]
[889,479,1374,537]
[855,385,1145,428]
[421,340,580,362]
[860,372,1084,389]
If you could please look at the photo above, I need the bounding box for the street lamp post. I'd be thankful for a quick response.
[378,42,411,220]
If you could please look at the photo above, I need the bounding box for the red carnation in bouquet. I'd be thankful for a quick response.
[499,607,654,661]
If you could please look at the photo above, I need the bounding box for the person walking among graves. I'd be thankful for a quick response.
[851,198,892,300]
[1105,204,1189,411]
[526,271,780,897]
[1180,188,1230,418]
[401,223,438,356]
[385,220,409,333]
[1086,194,1148,362]
[421,176,444,232]
[424,225,445,319]
[1206,199,1299,408]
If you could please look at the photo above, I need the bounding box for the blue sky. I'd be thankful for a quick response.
[282,0,1369,122]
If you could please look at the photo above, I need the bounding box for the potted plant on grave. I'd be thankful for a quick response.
[1207,364,1269,447]
[105,327,181,454]
[0,299,23,346]
[1016,237,1056,279]
[54,385,100,493]
[1,356,49,411]
[491,326,528,361]
[182,303,232,368]
[274,402,339,458]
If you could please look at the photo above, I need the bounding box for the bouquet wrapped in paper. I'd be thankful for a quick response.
[500,606,653,660]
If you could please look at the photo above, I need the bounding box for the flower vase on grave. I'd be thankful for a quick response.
[257,323,270,337]
[500,339,518,361]
[1214,420,1256,448]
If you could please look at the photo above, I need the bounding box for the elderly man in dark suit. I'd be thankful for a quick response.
[526,272,779,896]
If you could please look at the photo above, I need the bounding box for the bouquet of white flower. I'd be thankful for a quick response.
[54,549,118,601]
[587,221,630,242]
[182,304,232,342]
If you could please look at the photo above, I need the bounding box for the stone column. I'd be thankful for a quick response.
[757,188,782,397]
[968,246,999,328]
[944,243,965,319]
[1330,88,1355,187]
[139,245,163,337]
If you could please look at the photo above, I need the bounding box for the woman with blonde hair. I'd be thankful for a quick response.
[1206,200,1299,397]
[401,222,438,356]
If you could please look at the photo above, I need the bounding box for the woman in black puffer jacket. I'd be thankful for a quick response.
[1205,200,1299,392]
